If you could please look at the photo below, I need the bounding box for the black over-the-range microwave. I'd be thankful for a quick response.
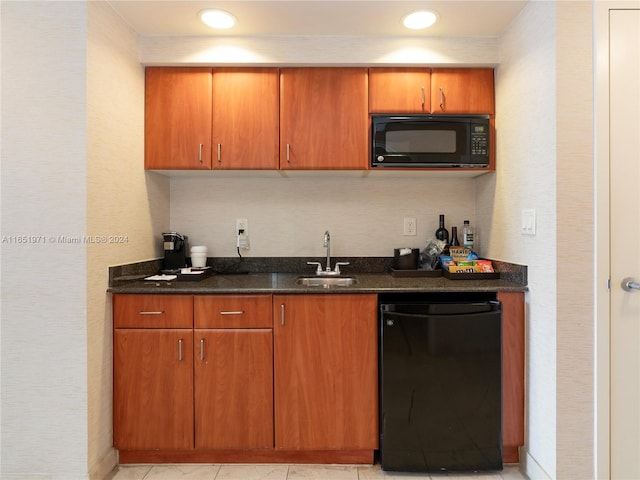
[371,114,490,168]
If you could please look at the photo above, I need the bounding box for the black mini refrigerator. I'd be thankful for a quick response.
[379,295,502,473]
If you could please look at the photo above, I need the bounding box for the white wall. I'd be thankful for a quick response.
[478,2,558,476]
[140,35,500,66]
[555,3,594,478]
[1,1,168,478]
[478,2,595,478]
[87,2,168,478]
[1,2,89,477]
[170,173,478,258]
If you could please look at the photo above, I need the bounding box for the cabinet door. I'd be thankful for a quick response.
[273,294,378,450]
[195,329,273,449]
[280,68,368,170]
[497,291,525,463]
[212,68,279,169]
[430,68,495,114]
[145,67,212,169]
[369,68,431,113]
[114,329,194,450]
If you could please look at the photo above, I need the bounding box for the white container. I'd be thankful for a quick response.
[190,246,208,268]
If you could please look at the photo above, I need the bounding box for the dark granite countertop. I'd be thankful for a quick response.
[107,256,527,294]
[108,272,527,295]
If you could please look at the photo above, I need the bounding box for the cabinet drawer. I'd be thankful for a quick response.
[195,295,272,328]
[114,294,193,328]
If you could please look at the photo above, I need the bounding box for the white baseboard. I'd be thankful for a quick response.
[90,447,118,480]
[520,445,553,479]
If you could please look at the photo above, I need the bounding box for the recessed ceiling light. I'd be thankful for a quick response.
[402,10,438,30]
[199,9,237,29]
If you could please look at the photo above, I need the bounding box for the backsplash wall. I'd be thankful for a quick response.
[169,173,480,258]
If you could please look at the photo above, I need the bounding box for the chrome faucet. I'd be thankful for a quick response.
[323,230,331,272]
[308,230,349,276]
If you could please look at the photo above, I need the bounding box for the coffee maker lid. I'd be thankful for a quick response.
[162,231,184,240]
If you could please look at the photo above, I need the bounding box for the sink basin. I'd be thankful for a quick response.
[296,276,358,287]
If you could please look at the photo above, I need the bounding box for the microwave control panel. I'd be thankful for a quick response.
[471,124,489,156]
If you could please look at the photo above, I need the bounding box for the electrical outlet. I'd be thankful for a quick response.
[235,218,250,251]
[403,217,417,236]
[236,218,248,235]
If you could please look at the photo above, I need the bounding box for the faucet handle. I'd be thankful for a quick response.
[307,261,323,275]
[334,262,350,275]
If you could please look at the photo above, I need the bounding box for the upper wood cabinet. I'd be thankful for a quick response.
[280,68,369,170]
[369,68,431,113]
[369,67,494,115]
[431,68,495,114]
[144,67,495,171]
[212,68,279,169]
[145,67,213,169]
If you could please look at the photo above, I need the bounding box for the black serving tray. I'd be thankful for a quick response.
[442,270,500,280]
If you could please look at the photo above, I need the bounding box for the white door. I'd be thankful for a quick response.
[610,8,640,479]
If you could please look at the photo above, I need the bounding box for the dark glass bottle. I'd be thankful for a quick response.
[435,214,449,250]
[450,226,460,246]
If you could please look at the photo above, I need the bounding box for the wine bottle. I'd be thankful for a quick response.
[450,226,460,246]
[435,214,449,249]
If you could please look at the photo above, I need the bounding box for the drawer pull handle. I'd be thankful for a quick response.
[219,310,244,315]
[178,338,183,361]
[138,311,164,315]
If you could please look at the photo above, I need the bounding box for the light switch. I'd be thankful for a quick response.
[521,209,536,235]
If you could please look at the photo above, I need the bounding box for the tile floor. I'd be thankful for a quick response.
[109,463,528,480]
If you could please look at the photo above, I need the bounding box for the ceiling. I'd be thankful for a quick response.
[107,0,528,37]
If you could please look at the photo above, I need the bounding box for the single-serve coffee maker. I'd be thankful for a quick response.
[162,232,188,272]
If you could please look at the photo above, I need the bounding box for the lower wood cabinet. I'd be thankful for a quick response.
[497,291,525,463]
[273,294,378,451]
[113,294,194,451]
[114,292,378,463]
[113,290,522,464]
[194,295,273,450]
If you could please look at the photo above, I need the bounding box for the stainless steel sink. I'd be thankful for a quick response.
[296,276,358,287]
